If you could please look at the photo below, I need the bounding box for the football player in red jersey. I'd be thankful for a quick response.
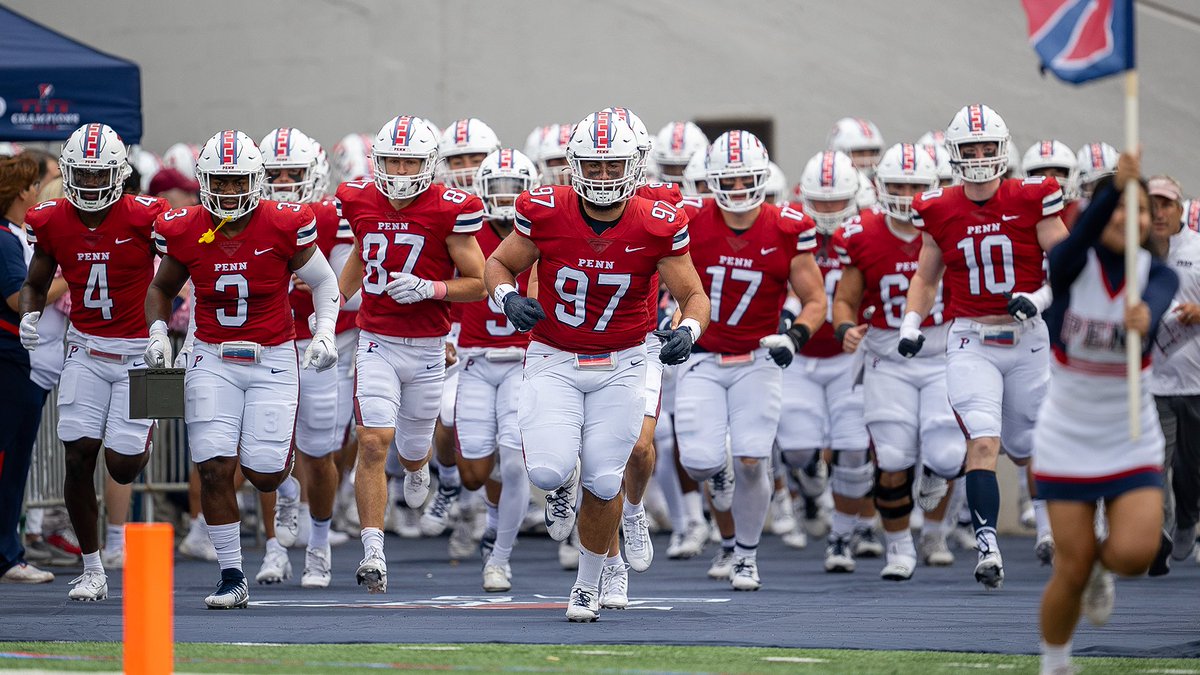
[674,131,825,591]
[1023,141,1081,229]
[833,143,963,581]
[789,149,879,573]
[485,110,709,622]
[337,115,487,594]
[145,130,340,608]
[902,105,1069,589]
[19,123,166,602]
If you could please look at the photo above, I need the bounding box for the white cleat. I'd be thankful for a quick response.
[482,562,512,592]
[621,511,654,572]
[1035,534,1056,566]
[974,549,1005,590]
[544,473,579,542]
[599,563,630,609]
[100,548,125,570]
[301,545,332,589]
[255,540,292,584]
[730,556,761,591]
[881,546,917,582]
[67,570,108,601]
[447,515,476,561]
[824,535,856,573]
[1082,563,1115,626]
[404,465,431,508]
[852,525,884,558]
[356,547,388,594]
[916,471,949,512]
[769,490,797,535]
[204,569,249,609]
[565,584,601,622]
[918,532,955,567]
[705,465,736,512]
[420,483,461,537]
[677,521,708,558]
[707,548,735,580]
[274,493,301,548]
[178,526,217,561]
[666,531,687,559]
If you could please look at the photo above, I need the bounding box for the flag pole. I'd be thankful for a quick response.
[1125,69,1141,440]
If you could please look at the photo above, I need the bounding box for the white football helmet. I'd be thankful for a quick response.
[523,125,551,161]
[59,123,131,212]
[705,130,771,213]
[371,115,439,200]
[917,129,947,150]
[652,121,708,183]
[799,150,859,234]
[258,127,319,203]
[566,110,640,206]
[681,150,710,199]
[438,118,502,190]
[875,143,939,222]
[162,142,201,180]
[312,142,330,198]
[536,123,575,186]
[604,107,652,184]
[127,145,162,194]
[828,117,885,173]
[333,133,373,183]
[197,130,265,221]
[920,142,954,187]
[945,104,1010,183]
[856,170,878,209]
[765,162,787,205]
[474,148,539,222]
[1075,142,1119,198]
[1023,140,1078,198]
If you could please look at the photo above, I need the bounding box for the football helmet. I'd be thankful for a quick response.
[604,107,652,184]
[474,148,539,222]
[536,123,575,186]
[705,130,771,213]
[1023,140,1078,198]
[828,117,885,173]
[917,129,946,150]
[162,142,201,180]
[333,133,373,183]
[258,127,319,203]
[371,115,439,200]
[921,142,954,187]
[799,150,859,234]
[945,104,1010,183]
[764,162,787,204]
[197,130,265,221]
[312,142,330,198]
[681,150,710,199]
[874,143,939,222]
[566,110,640,206]
[438,118,502,190]
[127,145,162,194]
[1075,142,1119,198]
[1182,199,1199,233]
[856,170,878,209]
[652,121,708,183]
[59,123,131,212]
[523,125,550,160]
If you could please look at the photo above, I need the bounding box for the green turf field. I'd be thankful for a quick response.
[1,642,1197,674]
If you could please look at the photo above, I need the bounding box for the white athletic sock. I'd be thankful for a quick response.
[831,511,856,539]
[276,475,300,501]
[436,459,461,490]
[622,498,645,519]
[604,553,624,568]
[1040,640,1071,673]
[575,546,606,590]
[485,502,499,532]
[82,550,103,573]
[721,536,735,551]
[683,491,704,524]
[1034,499,1051,539]
[208,522,242,572]
[733,544,757,561]
[654,443,688,533]
[883,529,916,558]
[360,526,385,555]
[106,524,124,551]
[310,517,330,550]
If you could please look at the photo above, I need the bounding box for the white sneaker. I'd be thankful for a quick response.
[769,490,797,535]
[68,569,108,601]
[1,562,54,583]
[621,511,654,572]
[730,556,761,591]
[356,547,387,594]
[974,548,1005,590]
[421,483,461,536]
[782,527,808,550]
[404,465,431,508]
[301,545,332,589]
[824,534,856,573]
[706,465,735,512]
[666,531,686,559]
[599,563,630,609]
[255,540,292,584]
[880,544,916,581]
[204,569,249,609]
[274,492,300,548]
[677,521,707,558]
[1036,534,1056,566]
[483,562,512,592]
[916,471,949,512]
[179,525,218,561]
[447,515,476,561]
[101,548,125,570]
[707,548,735,580]
[1082,563,1115,626]
[544,473,578,542]
[852,525,884,558]
[918,531,954,566]
[565,584,600,622]
[558,530,579,570]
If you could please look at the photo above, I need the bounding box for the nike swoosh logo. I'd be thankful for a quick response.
[271,368,286,374]
[761,247,777,255]
[631,359,643,367]
[255,248,273,256]
[132,361,144,367]
[426,363,439,369]
[1031,346,1044,353]
[973,510,988,525]
[1001,215,1019,222]
[115,237,133,244]
[625,246,645,253]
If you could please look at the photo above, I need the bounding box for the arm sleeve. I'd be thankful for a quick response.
[1048,181,1120,298]
[1143,258,1180,352]
[294,247,339,337]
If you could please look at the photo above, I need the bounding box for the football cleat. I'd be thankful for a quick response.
[356,548,388,594]
[974,549,1005,590]
[852,525,884,558]
[824,534,856,573]
[599,563,630,609]
[404,465,431,508]
[730,556,761,591]
[706,465,736,512]
[707,548,735,580]
[482,562,512,593]
[67,570,108,601]
[916,471,949,512]
[565,584,601,622]
[621,510,654,572]
[420,482,461,537]
[1082,563,1115,626]
[881,545,916,582]
[918,531,954,567]
[545,473,579,542]
[204,568,249,609]
[769,489,797,535]
[1035,534,1056,566]
[559,529,579,570]
[255,540,291,584]
[274,493,301,548]
[301,545,332,589]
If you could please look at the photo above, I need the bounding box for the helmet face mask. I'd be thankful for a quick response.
[567,111,640,207]
[652,121,708,184]
[474,148,538,221]
[197,130,265,221]
[536,123,575,186]
[945,104,1010,184]
[60,123,131,212]
[705,130,771,214]
[874,143,938,222]
[372,115,439,201]
[1022,140,1078,199]
[259,127,318,203]
[800,150,859,234]
[1075,142,1118,200]
[828,117,885,176]
[438,118,501,190]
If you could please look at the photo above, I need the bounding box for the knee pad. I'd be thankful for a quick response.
[684,464,723,483]
[831,450,873,499]
[874,465,915,520]
[527,465,570,493]
[734,458,767,483]
[921,425,968,479]
[584,472,623,501]
[780,448,819,472]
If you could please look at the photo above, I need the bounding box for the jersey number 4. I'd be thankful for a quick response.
[84,263,114,320]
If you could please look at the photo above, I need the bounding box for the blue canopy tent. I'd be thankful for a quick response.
[0,4,142,144]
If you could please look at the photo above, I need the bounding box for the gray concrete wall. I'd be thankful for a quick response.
[12,0,1200,190]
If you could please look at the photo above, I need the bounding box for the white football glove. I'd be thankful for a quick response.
[758,334,793,351]
[303,331,338,371]
[144,320,173,368]
[19,311,40,351]
[385,272,435,305]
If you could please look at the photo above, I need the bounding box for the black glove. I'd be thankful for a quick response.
[766,345,794,368]
[777,308,797,334]
[502,292,545,332]
[1006,293,1039,322]
[898,334,925,358]
[655,327,695,365]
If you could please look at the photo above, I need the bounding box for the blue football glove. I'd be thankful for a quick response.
[502,292,545,332]
[655,327,695,365]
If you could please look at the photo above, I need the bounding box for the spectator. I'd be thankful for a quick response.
[148,168,199,208]
[0,154,53,583]
[19,148,60,186]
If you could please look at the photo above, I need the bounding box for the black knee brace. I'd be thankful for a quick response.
[873,465,915,520]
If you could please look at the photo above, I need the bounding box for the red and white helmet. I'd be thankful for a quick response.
[474,148,539,222]
[536,123,575,186]
[945,104,1010,183]
[874,143,938,221]
[1182,199,1200,233]
[1075,142,1119,198]
[371,115,439,200]
[765,162,787,205]
[799,150,859,234]
[162,142,201,180]
[1023,140,1078,198]
[705,130,771,213]
[681,150,710,199]
[920,142,954,186]
[828,117,885,174]
[566,110,641,206]
[438,118,502,190]
[59,123,131,212]
[856,170,878,209]
[523,125,551,160]
[197,130,265,221]
[258,127,319,203]
[604,107,652,184]
[127,145,162,194]
[333,133,373,183]
[652,121,708,183]
[917,129,947,150]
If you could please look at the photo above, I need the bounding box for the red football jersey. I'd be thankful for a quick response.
[835,208,943,330]
[26,194,167,338]
[289,199,355,340]
[514,185,688,353]
[338,181,484,338]
[636,182,684,331]
[154,201,316,346]
[797,229,848,358]
[681,199,817,354]
[912,176,1062,319]
[457,222,531,349]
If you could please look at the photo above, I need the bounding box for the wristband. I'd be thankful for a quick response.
[787,323,811,350]
[493,283,518,308]
[901,311,922,333]
[431,280,448,300]
[679,317,702,342]
[834,322,856,344]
